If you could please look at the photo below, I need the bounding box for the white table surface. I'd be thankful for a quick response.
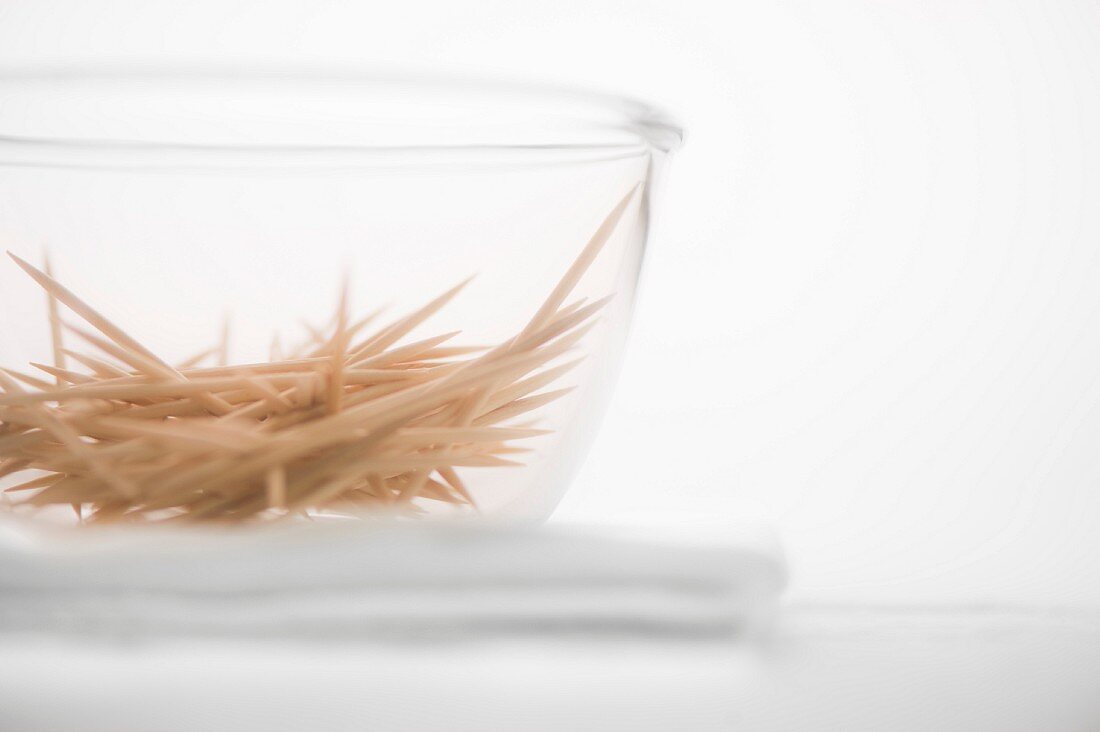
[3,603,1099,731]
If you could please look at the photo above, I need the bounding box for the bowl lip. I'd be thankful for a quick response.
[0,65,685,164]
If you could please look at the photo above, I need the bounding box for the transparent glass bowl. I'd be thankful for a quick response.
[0,70,680,524]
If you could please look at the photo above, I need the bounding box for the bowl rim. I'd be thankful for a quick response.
[0,65,684,169]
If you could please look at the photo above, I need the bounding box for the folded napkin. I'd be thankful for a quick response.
[0,516,785,639]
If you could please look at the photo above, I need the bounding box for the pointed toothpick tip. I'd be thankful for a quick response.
[8,250,35,272]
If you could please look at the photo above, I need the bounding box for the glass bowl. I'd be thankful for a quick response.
[0,69,681,525]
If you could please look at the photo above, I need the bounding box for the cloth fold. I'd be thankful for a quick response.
[0,517,785,638]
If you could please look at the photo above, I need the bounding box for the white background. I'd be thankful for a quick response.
[2,0,1099,608]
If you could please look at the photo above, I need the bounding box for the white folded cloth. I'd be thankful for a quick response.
[0,516,786,638]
